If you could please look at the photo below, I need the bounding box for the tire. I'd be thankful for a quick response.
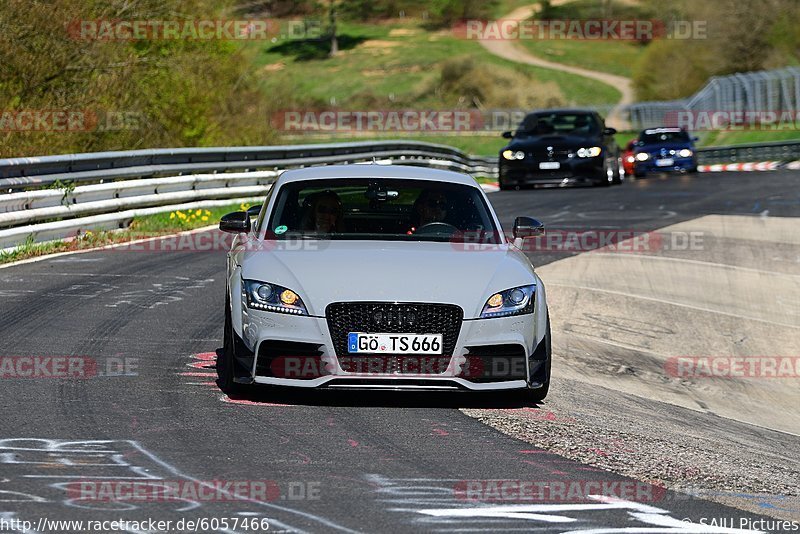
[523,311,552,403]
[612,157,623,185]
[218,294,247,395]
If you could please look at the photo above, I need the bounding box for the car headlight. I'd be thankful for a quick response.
[481,284,536,318]
[502,150,525,160]
[678,148,693,158]
[576,146,602,158]
[242,279,308,315]
[635,152,650,161]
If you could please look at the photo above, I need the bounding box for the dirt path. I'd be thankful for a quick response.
[479,2,634,130]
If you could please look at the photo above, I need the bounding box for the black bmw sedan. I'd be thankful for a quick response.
[498,109,622,189]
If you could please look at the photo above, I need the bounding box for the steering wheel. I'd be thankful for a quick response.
[414,222,459,236]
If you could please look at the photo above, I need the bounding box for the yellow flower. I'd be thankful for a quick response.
[177,211,187,220]
[204,210,211,216]
[195,209,202,216]
[201,216,209,222]
[169,212,176,219]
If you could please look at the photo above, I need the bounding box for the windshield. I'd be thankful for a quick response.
[265,178,501,243]
[640,130,690,144]
[517,112,600,137]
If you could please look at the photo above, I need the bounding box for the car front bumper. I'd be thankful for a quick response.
[234,302,546,392]
[635,156,697,173]
[499,157,608,186]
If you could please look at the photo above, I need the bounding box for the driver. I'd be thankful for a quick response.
[301,191,344,233]
[410,189,449,233]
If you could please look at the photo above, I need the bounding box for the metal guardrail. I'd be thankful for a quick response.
[696,139,800,165]
[1,138,798,252]
[0,142,498,251]
[0,141,496,191]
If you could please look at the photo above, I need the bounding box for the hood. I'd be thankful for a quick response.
[240,240,536,319]
[503,133,602,151]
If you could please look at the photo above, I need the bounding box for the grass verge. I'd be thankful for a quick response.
[0,203,252,265]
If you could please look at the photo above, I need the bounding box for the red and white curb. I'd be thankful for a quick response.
[480,182,500,193]
[698,161,790,172]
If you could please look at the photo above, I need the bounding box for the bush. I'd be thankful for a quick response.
[432,56,565,109]
[0,0,279,157]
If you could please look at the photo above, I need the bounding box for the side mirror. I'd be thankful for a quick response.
[502,131,513,139]
[603,127,617,135]
[513,216,545,239]
[219,211,251,234]
[246,204,262,218]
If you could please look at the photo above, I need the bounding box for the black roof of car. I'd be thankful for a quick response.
[527,108,599,115]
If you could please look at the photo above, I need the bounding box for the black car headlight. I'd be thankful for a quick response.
[502,150,525,160]
[481,284,536,318]
[242,279,308,315]
[576,146,602,158]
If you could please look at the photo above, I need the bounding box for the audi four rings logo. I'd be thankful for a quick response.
[373,309,417,326]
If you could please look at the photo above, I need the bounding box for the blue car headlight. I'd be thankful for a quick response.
[481,284,536,318]
[678,148,693,158]
[242,279,308,315]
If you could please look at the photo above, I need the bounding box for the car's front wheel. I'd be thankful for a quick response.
[218,294,248,395]
[523,311,552,403]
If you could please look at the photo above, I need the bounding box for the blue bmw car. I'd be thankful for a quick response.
[633,127,698,178]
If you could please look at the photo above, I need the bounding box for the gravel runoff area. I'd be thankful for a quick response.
[462,213,800,522]
[462,376,800,522]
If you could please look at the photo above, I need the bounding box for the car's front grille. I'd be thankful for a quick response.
[326,302,463,363]
[461,344,528,382]
[528,149,573,159]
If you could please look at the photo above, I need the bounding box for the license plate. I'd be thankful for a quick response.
[539,161,560,170]
[655,158,674,167]
[347,333,443,354]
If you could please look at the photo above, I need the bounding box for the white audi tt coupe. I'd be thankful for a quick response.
[218,164,551,400]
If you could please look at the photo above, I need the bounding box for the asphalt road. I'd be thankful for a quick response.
[0,170,798,533]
